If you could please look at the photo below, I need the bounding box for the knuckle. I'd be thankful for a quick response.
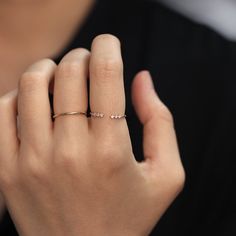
[56,48,90,78]
[58,145,78,160]
[92,58,123,80]
[169,166,186,193]
[91,34,123,81]
[57,60,84,79]
[155,103,174,125]
[57,48,90,79]
[97,144,125,173]
[154,161,186,196]
[39,58,56,67]
[176,168,186,191]
[19,71,45,92]
[54,146,79,170]
[23,158,46,181]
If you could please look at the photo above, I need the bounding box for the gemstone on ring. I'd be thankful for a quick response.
[90,112,126,119]
[90,112,105,118]
[110,114,126,119]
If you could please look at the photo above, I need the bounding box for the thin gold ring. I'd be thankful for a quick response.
[53,111,87,119]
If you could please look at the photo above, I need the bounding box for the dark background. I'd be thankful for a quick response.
[1,0,236,235]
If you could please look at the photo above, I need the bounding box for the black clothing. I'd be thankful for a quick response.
[1,0,236,235]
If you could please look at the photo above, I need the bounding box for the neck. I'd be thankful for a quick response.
[0,0,94,96]
[0,0,94,58]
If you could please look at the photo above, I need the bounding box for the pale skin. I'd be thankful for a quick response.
[0,1,185,235]
[0,0,94,94]
[0,0,95,215]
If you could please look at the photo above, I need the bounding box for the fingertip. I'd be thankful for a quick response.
[134,70,154,89]
[91,34,121,51]
[131,71,152,123]
[132,70,155,105]
[132,70,156,100]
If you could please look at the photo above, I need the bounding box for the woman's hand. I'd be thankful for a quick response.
[0,34,185,236]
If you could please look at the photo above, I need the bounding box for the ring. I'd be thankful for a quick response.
[90,112,126,119]
[53,111,87,119]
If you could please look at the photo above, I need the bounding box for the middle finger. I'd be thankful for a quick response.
[53,48,90,137]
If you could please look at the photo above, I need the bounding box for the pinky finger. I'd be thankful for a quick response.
[0,89,19,163]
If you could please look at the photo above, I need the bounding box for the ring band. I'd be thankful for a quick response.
[53,111,87,119]
[90,112,105,118]
[53,111,126,119]
[90,112,126,119]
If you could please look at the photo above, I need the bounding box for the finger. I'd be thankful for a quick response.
[53,48,90,136]
[18,59,56,146]
[89,34,126,134]
[131,71,182,168]
[0,90,19,162]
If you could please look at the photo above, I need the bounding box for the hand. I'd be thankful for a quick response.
[0,34,185,236]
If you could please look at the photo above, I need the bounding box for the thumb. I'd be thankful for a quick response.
[131,71,183,173]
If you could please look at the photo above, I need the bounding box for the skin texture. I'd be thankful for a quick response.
[0,34,185,236]
[0,0,94,217]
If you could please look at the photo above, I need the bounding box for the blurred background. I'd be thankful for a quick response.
[0,0,235,235]
[158,0,236,41]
